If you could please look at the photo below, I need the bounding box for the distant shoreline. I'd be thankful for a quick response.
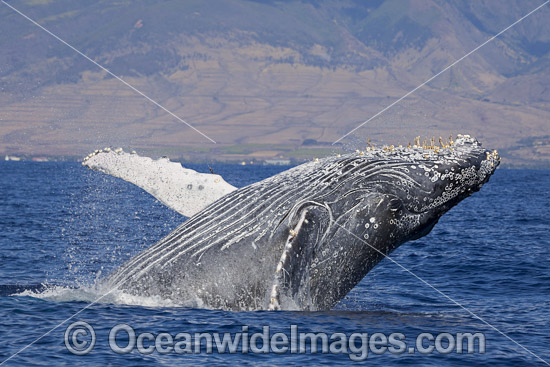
[3,154,550,169]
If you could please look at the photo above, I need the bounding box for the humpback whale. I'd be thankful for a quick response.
[83,135,499,311]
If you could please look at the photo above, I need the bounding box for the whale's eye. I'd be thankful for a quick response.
[388,198,403,212]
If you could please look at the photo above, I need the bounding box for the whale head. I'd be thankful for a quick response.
[363,134,501,243]
[276,135,500,310]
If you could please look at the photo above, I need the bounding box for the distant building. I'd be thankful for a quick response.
[264,159,291,165]
[4,155,22,161]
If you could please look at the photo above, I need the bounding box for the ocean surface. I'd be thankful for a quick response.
[0,161,548,366]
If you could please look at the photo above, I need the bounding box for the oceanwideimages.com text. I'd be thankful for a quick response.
[65,321,486,361]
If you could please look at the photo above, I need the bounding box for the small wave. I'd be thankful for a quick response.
[12,284,205,309]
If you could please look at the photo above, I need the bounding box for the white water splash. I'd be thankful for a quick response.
[14,285,205,309]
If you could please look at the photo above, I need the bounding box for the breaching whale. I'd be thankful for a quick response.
[83,135,499,311]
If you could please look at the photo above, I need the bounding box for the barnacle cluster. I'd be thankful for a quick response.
[82,146,136,164]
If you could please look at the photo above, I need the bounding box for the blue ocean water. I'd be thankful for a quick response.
[0,161,548,366]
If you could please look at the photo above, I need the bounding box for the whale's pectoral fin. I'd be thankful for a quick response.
[268,204,330,310]
[82,148,237,217]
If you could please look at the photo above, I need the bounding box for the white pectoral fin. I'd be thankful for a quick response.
[82,148,237,217]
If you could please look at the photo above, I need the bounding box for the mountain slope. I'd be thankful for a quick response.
[0,0,549,166]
